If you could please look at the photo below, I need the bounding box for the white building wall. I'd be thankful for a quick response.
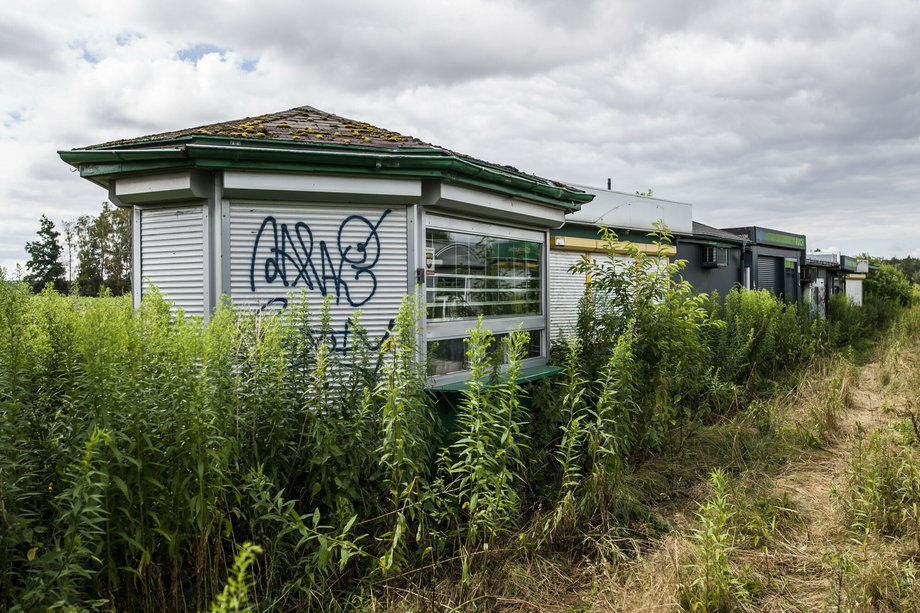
[549,250,587,341]
[846,278,863,307]
[549,251,634,342]
[562,186,693,235]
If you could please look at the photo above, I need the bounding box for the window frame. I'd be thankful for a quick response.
[423,213,549,383]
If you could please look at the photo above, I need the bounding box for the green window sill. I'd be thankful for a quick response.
[427,364,563,392]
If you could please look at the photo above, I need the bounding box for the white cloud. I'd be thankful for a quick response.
[3,0,920,271]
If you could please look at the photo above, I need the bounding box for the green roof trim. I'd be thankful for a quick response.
[550,224,661,244]
[58,106,593,211]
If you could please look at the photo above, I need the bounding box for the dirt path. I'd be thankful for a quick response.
[583,342,919,612]
[758,359,888,611]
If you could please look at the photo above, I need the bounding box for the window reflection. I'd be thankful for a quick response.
[426,229,542,321]
[427,331,542,376]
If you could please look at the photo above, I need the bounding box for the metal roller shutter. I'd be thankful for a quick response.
[548,253,635,341]
[549,251,586,341]
[140,206,205,315]
[229,202,407,349]
[757,256,779,294]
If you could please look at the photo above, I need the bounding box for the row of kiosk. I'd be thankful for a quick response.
[59,104,868,385]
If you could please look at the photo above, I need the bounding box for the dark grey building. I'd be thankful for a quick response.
[722,226,807,303]
[675,222,747,298]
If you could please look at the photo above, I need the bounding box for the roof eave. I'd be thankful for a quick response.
[59,139,592,210]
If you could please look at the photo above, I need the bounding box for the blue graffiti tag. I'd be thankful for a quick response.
[249,209,392,307]
[255,307,395,356]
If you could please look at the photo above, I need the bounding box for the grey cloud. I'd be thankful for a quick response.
[5,0,920,267]
[0,17,64,71]
[124,0,628,90]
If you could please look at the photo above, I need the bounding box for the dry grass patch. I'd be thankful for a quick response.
[576,315,920,612]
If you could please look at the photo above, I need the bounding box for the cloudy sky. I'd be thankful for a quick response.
[2,0,920,273]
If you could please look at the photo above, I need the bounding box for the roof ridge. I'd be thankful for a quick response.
[83,104,434,150]
[67,104,591,204]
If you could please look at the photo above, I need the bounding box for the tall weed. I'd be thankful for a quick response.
[444,321,530,577]
[843,429,920,547]
[681,468,750,612]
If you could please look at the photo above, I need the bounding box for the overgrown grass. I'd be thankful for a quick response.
[680,468,749,612]
[0,242,910,612]
[843,430,920,546]
[830,411,920,610]
[1,282,408,611]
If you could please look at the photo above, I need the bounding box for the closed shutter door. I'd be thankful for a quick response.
[549,251,586,341]
[757,256,779,294]
[591,254,631,315]
[229,202,407,349]
[140,205,205,315]
[846,279,863,307]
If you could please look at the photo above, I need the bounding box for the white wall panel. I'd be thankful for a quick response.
[139,206,205,315]
[229,202,408,351]
[846,278,863,307]
[549,251,587,341]
[549,252,649,342]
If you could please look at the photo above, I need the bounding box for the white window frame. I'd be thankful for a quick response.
[423,213,549,384]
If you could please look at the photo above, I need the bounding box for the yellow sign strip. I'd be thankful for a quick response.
[551,236,677,257]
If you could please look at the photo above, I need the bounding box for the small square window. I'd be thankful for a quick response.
[701,246,729,268]
[427,331,542,376]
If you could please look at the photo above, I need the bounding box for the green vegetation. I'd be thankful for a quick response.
[23,214,66,293]
[20,201,130,296]
[869,254,920,287]
[0,226,914,611]
[865,263,914,307]
[70,201,131,296]
[680,469,750,612]
[843,430,919,546]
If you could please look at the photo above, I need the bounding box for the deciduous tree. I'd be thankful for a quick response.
[73,202,131,295]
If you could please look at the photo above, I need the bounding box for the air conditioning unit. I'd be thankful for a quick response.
[701,246,728,268]
[801,266,815,283]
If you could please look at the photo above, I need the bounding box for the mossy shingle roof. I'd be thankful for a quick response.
[65,104,593,209]
[86,105,434,150]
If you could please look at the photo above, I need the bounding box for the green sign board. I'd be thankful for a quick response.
[757,229,806,248]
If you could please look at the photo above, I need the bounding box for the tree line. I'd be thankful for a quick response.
[23,202,130,295]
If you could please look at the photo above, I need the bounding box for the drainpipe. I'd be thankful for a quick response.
[742,239,753,290]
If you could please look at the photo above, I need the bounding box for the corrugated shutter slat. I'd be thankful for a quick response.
[549,251,586,341]
[757,256,778,293]
[140,206,205,315]
[230,203,407,347]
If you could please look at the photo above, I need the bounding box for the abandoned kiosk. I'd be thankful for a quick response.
[59,106,592,384]
[721,226,807,302]
[548,187,692,339]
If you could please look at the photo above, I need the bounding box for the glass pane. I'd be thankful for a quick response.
[426,229,542,322]
[428,331,542,376]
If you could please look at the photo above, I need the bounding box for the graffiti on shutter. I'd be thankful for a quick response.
[229,202,408,352]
